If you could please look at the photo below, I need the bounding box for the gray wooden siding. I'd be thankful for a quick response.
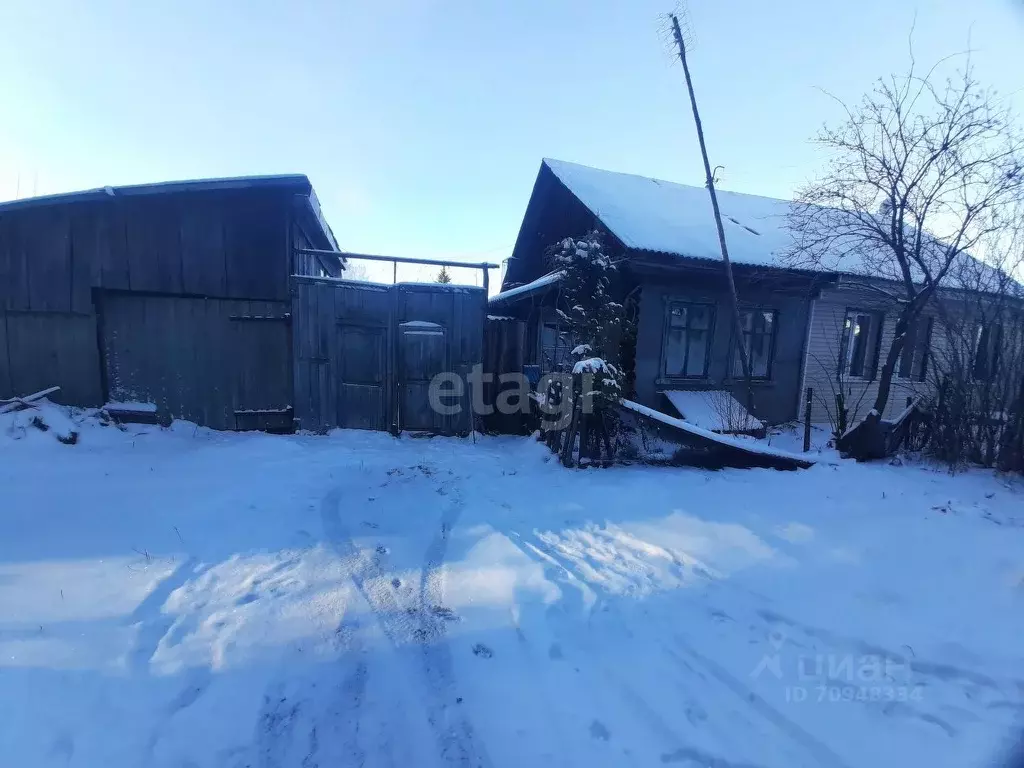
[0,189,293,316]
[0,311,103,406]
[633,276,814,425]
[291,211,342,278]
[292,277,485,434]
[100,293,291,431]
[0,188,320,423]
[801,283,940,425]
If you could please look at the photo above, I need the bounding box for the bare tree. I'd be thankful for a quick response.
[787,60,1024,431]
[927,211,1024,470]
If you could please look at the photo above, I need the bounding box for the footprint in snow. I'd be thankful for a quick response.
[589,720,611,741]
[472,643,494,659]
[548,643,563,660]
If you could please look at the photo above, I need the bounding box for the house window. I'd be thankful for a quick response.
[540,322,570,372]
[838,310,881,379]
[732,309,777,379]
[972,323,1002,381]
[664,301,715,378]
[897,316,932,382]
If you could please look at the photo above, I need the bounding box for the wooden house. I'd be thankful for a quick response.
[492,159,1015,429]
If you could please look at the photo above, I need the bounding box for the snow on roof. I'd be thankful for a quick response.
[620,399,815,466]
[664,390,764,433]
[544,159,997,285]
[489,270,564,305]
[544,159,799,270]
[0,174,314,213]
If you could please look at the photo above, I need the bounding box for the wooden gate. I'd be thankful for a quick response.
[99,292,292,430]
[397,321,447,431]
[291,276,484,434]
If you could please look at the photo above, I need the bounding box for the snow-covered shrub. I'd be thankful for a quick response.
[545,232,635,462]
[547,232,629,406]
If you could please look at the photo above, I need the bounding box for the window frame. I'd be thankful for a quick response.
[730,307,779,381]
[837,308,884,381]
[971,322,1003,382]
[896,315,933,382]
[538,319,571,373]
[661,300,716,380]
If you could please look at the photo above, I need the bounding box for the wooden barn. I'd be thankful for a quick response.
[0,174,486,434]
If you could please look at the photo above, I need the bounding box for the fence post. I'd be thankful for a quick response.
[803,387,813,452]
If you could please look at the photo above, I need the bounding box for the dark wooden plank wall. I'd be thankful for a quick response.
[100,293,291,430]
[0,188,300,416]
[290,208,342,279]
[0,311,103,406]
[292,277,393,433]
[292,277,486,434]
[0,189,292,314]
[395,284,484,433]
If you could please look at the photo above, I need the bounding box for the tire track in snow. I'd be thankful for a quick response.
[673,634,853,768]
[512,529,837,765]
[321,479,491,768]
[253,681,306,768]
[125,556,206,674]
[417,480,492,768]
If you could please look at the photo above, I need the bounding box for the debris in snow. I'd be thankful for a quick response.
[2,399,79,444]
[472,643,494,659]
[0,386,62,415]
[619,399,814,468]
[103,401,158,413]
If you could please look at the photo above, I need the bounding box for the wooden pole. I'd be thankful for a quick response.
[803,387,813,452]
[669,14,755,415]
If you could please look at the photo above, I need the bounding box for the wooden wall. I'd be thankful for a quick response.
[100,293,291,431]
[0,187,307,417]
[801,282,941,425]
[630,268,814,426]
[0,188,293,313]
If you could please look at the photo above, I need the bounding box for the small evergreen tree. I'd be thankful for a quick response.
[546,231,633,462]
[436,266,452,284]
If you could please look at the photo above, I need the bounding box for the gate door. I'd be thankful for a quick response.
[397,320,446,431]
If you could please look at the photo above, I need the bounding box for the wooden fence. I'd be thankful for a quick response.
[291,277,486,434]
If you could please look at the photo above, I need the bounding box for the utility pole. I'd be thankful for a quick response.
[669,13,755,415]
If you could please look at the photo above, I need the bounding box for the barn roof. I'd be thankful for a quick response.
[0,173,314,212]
[0,173,340,254]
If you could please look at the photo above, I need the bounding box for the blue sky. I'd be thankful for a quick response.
[0,0,1021,285]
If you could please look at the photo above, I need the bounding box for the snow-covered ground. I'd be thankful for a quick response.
[2,408,1023,768]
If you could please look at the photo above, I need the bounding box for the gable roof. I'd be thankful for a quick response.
[541,159,1018,297]
[543,158,799,270]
